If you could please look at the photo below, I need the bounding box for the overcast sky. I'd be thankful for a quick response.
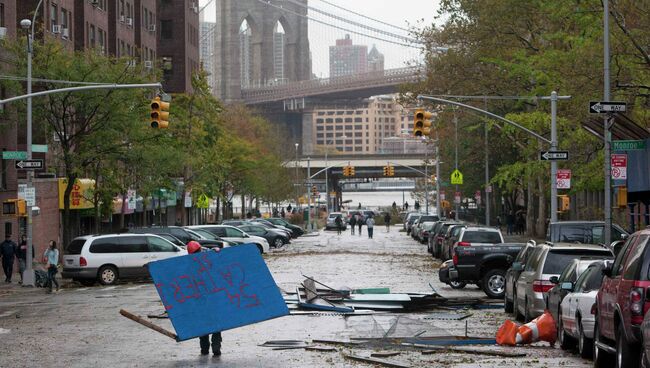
[199,0,442,78]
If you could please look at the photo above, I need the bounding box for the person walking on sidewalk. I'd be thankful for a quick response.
[366,216,375,239]
[356,214,363,236]
[43,240,60,293]
[334,215,343,235]
[187,241,223,356]
[1,234,17,283]
[16,234,35,284]
[349,214,356,235]
[384,212,391,232]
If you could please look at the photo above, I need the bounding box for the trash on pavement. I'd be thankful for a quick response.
[496,310,557,346]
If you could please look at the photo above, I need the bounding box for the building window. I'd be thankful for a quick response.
[355,139,362,144]
[335,118,343,123]
[98,28,105,53]
[326,133,333,138]
[0,3,5,27]
[316,126,324,131]
[345,125,352,130]
[316,140,323,145]
[89,24,96,47]
[354,132,362,137]
[325,126,333,131]
[325,118,333,123]
[317,111,325,116]
[335,126,343,130]
[50,4,58,32]
[335,140,342,145]
[162,56,173,78]
[354,125,362,130]
[316,133,324,138]
[345,118,352,123]
[355,147,362,152]
[345,140,352,144]
[316,119,323,124]
[161,20,173,39]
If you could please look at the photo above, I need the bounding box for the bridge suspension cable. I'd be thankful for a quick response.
[255,0,422,49]
[314,0,411,33]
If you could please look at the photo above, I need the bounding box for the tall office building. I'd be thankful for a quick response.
[367,44,384,73]
[200,20,216,91]
[329,34,367,78]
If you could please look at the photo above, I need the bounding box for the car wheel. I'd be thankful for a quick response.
[558,315,575,350]
[449,280,466,289]
[578,318,593,359]
[273,238,284,248]
[481,269,506,299]
[616,322,639,368]
[593,318,613,368]
[98,265,118,286]
[504,291,514,313]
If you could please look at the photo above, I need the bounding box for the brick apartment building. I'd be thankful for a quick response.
[0,0,198,255]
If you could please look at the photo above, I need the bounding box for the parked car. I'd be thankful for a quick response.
[128,226,227,249]
[426,221,445,254]
[249,219,293,240]
[419,222,437,244]
[62,233,187,286]
[406,215,422,235]
[515,243,613,322]
[557,261,609,358]
[438,259,467,289]
[221,220,249,227]
[505,241,538,314]
[546,220,628,245]
[237,224,289,248]
[594,228,650,368]
[403,212,419,230]
[185,225,270,254]
[448,242,525,298]
[641,309,650,368]
[429,221,460,258]
[183,228,233,249]
[547,257,613,347]
[266,217,304,238]
[325,212,347,230]
[441,224,467,261]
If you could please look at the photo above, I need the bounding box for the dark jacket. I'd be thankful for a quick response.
[1,240,17,260]
[349,216,357,226]
[16,242,35,261]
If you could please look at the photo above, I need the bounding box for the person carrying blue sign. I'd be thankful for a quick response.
[187,241,223,356]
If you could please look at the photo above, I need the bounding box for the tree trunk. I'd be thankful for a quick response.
[62,176,77,248]
[119,193,126,229]
[536,175,547,238]
[526,178,535,236]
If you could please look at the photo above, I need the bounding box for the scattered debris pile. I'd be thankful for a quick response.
[284,276,499,314]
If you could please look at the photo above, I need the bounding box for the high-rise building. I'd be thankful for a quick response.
[329,34,367,78]
[200,20,216,91]
[309,95,424,155]
[157,0,199,93]
[367,44,384,73]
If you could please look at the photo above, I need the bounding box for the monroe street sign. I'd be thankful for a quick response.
[539,151,569,161]
[612,140,646,151]
[589,101,627,114]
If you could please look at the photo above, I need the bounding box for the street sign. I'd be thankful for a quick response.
[454,192,461,204]
[539,151,569,161]
[450,169,463,185]
[2,151,27,160]
[556,169,571,189]
[485,185,492,193]
[127,190,137,210]
[474,191,481,205]
[611,154,627,180]
[589,101,627,114]
[613,140,646,151]
[15,159,43,169]
[24,187,36,206]
[439,191,445,201]
[184,191,192,208]
[196,194,209,209]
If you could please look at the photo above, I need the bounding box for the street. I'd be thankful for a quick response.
[0,227,588,368]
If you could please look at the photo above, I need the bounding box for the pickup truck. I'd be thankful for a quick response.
[447,243,525,298]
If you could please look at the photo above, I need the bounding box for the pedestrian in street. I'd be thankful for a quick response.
[16,234,34,284]
[506,211,515,235]
[187,241,223,356]
[349,213,356,235]
[357,214,364,236]
[1,234,17,283]
[516,213,525,235]
[392,202,397,211]
[280,208,286,218]
[366,215,375,239]
[404,201,409,211]
[334,215,343,235]
[43,240,60,292]
[384,212,391,232]
[414,201,420,211]
[496,215,502,231]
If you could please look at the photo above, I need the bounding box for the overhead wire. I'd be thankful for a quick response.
[315,0,411,33]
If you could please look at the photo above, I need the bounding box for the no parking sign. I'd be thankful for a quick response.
[611,154,627,180]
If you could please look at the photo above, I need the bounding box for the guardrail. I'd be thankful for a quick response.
[242,66,423,104]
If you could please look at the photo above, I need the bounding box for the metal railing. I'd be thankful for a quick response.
[242,66,423,104]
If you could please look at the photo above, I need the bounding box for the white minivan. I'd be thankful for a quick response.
[62,233,187,286]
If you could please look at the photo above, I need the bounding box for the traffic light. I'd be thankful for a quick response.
[150,96,170,128]
[383,166,389,176]
[413,109,433,137]
[343,165,355,176]
[349,166,355,176]
[558,195,570,212]
[2,199,26,217]
[616,187,627,207]
[388,166,394,176]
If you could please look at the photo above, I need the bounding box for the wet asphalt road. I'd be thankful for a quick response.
[0,226,589,368]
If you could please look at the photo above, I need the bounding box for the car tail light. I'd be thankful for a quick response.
[423,231,429,236]
[630,287,644,323]
[591,303,597,315]
[80,257,87,267]
[457,241,471,247]
[532,279,554,293]
[452,252,458,266]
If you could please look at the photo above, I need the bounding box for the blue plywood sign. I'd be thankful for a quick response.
[148,244,288,341]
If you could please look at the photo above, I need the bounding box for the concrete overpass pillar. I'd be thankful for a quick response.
[302,109,314,155]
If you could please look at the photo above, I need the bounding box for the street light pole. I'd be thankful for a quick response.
[454,112,459,220]
[550,91,559,222]
[294,143,299,210]
[603,0,612,245]
[435,132,441,219]
[484,99,490,226]
[306,157,311,231]
[20,0,43,287]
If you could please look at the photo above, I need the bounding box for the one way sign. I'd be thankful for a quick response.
[539,151,569,161]
[15,159,43,170]
[589,101,627,114]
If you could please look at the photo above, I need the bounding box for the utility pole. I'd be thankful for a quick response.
[550,91,558,222]
[603,0,612,245]
[454,112,459,220]
[425,156,429,213]
[484,99,490,226]
[435,131,442,219]
[306,157,311,231]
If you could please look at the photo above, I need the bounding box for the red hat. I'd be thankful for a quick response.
[187,241,201,254]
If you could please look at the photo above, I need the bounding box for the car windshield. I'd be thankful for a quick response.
[192,229,218,240]
[462,231,502,243]
[543,250,612,274]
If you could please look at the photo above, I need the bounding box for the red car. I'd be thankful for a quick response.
[594,228,650,368]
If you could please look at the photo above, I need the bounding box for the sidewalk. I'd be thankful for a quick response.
[0,271,66,294]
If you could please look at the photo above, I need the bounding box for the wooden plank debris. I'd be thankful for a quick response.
[410,344,526,358]
[119,309,177,341]
[371,351,401,357]
[344,354,412,368]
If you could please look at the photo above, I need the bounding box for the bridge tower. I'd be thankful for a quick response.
[214,0,311,103]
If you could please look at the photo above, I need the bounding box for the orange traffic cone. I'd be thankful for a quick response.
[516,310,557,345]
[496,319,520,346]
